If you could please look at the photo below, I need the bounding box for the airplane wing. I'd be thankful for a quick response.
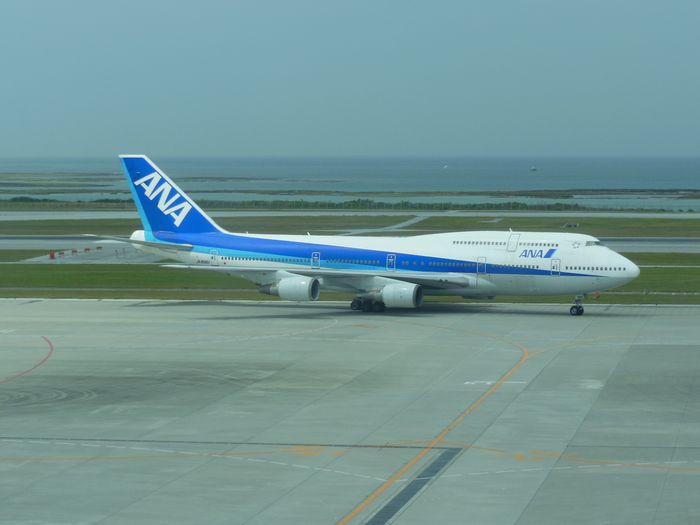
[162,264,473,292]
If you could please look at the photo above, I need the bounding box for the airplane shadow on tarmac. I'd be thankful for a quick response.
[123,299,639,321]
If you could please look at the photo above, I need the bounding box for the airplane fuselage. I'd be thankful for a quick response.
[134,228,639,298]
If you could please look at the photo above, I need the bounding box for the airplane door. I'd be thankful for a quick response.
[507,233,520,252]
[386,253,396,271]
[476,257,486,286]
[311,251,321,269]
[209,249,219,265]
[551,258,561,276]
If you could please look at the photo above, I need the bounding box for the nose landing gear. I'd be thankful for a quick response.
[570,305,584,316]
[569,294,585,316]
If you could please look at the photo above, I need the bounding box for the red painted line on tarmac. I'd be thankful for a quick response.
[0,336,55,384]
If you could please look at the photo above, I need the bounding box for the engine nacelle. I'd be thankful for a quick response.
[260,276,320,302]
[378,283,423,308]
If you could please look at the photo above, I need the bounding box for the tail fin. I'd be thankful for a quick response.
[119,155,223,234]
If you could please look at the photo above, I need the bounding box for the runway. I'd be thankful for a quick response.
[2,299,700,524]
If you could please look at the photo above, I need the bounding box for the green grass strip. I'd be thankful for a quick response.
[626,252,700,266]
[0,250,54,262]
[0,264,255,290]
[415,216,700,237]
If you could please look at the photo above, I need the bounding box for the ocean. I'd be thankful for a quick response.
[2,157,700,210]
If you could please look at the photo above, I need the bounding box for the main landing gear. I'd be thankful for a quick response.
[350,298,386,313]
[569,295,585,316]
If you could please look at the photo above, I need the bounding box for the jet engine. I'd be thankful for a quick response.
[378,283,423,308]
[260,276,320,301]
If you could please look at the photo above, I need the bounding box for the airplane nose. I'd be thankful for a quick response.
[627,260,640,279]
[632,263,640,278]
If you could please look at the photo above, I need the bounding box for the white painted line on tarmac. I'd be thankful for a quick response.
[0,437,449,484]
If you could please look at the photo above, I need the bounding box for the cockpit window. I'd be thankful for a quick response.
[585,241,603,246]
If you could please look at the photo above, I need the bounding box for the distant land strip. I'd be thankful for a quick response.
[0,197,694,214]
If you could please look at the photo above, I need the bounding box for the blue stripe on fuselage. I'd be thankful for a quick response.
[154,230,597,278]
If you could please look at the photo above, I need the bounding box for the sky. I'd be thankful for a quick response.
[1,0,699,158]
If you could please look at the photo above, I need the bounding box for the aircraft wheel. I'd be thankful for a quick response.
[570,305,584,316]
[350,298,362,311]
[361,300,373,312]
[372,302,386,313]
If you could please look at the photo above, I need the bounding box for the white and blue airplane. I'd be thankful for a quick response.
[111,155,640,315]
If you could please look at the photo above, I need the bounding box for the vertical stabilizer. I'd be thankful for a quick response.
[119,155,223,234]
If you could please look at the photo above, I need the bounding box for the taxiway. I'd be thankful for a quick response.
[1,300,699,524]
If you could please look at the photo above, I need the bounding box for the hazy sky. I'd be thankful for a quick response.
[1,0,699,158]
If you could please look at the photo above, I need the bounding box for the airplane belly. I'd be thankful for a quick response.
[533,276,603,295]
[496,274,537,295]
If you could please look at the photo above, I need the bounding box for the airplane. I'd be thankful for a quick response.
[107,155,640,315]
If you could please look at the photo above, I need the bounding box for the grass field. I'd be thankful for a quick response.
[0,250,54,262]
[615,267,700,293]
[1,258,699,304]
[415,216,700,237]
[626,252,700,266]
[0,264,256,290]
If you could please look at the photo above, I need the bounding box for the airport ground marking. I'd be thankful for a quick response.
[463,380,527,385]
[532,335,631,358]
[338,321,532,525]
[0,335,54,384]
[3,437,700,490]
[0,438,390,482]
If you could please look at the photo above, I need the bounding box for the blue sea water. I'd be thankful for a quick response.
[2,156,699,190]
[2,157,700,210]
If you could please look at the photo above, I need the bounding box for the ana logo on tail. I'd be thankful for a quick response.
[133,172,192,227]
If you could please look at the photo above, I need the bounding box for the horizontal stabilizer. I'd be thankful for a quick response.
[84,234,193,251]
